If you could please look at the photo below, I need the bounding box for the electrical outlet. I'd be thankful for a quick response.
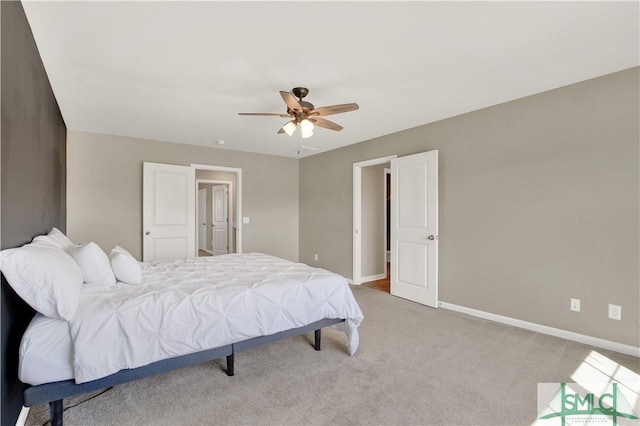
[608,304,621,320]
[570,298,580,312]
[314,254,319,261]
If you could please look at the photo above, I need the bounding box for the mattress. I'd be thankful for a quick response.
[19,314,74,385]
[19,253,363,385]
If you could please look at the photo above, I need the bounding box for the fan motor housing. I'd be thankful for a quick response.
[299,101,314,111]
[292,87,309,99]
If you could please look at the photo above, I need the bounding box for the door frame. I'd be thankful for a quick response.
[196,179,234,254]
[352,155,397,285]
[192,164,242,254]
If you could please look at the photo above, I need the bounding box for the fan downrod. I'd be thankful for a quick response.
[292,87,309,100]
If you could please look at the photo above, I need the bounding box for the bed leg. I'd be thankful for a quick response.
[226,354,234,376]
[49,399,63,426]
[314,329,321,351]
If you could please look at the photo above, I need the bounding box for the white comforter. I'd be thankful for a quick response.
[69,253,364,383]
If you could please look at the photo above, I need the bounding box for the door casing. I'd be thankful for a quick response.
[192,162,241,255]
[352,151,439,309]
[352,155,397,285]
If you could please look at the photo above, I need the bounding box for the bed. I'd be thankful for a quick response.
[1,230,363,426]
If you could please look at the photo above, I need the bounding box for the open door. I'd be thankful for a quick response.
[143,162,195,261]
[390,150,438,307]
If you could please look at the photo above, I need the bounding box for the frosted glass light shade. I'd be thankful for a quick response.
[300,119,314,139]
[283,121,297,136]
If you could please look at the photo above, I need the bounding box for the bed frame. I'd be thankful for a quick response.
[22,317,344,426]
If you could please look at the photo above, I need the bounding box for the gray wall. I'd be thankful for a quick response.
[1,2,67,425]
[361,163,388,278]
[67,130,299,262]
[300,68,639,347]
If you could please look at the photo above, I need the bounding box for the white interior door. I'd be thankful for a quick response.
[212,185,229,256]
[143,162,195,261]
[198,188,207,251]
[390,150,438,307]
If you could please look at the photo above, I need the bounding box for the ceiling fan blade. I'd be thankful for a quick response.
[310,117,343,131]
[238,112,290,117]
[277,127,285,134]
[310,103,359,117]
[280,91,303,112]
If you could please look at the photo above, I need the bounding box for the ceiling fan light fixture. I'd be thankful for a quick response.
[282,120,297,136]
[300,119,314,138]
[239,87,359,137]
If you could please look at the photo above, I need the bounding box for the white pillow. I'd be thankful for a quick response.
[109,246,142,285]
[66,242,116,286]
[31,227,74,250]
[0,244,83,320]
[113,245,133,257]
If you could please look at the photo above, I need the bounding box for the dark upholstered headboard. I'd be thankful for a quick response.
[1,277,37,426]
[1,2,67,425]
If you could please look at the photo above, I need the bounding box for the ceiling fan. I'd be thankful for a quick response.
[238,87,359,138]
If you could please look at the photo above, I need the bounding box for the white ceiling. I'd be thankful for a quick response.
[22,1,639,158]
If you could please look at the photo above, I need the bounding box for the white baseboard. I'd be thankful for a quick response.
[439,301,640,358]
[361,273,386,284]
[16,406,29,426]
[346,274,386,285]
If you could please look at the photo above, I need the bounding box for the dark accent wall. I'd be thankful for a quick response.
[1,2,67,425]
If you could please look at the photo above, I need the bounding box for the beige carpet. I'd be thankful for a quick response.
[26,286,640,425]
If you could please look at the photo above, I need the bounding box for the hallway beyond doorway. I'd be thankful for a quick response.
[362,262,390,293]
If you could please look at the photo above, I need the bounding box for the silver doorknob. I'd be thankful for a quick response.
[427,235,435,240]
[145,231,150,235]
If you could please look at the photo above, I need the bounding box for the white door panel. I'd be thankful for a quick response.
[153,237,189,261]
[154,173,189,224]
[213,185,229,256]
[198,188,207,251]
[397,242,427,286]
[398,162,428,228]
[143,162,195,261]
[391,150,438,307]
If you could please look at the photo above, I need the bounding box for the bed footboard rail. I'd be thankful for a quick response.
[223,317,344,376]
[24,318,345,425]
[23,344,233,407]
[232,318,344,353]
